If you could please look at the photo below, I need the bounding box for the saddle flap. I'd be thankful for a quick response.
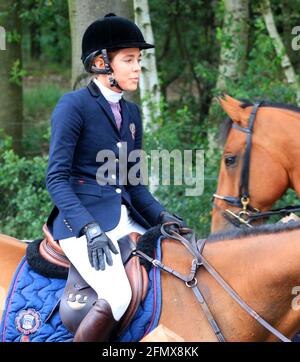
[59,264,98,333]
[141,265,149,301]
[118,232,139,264]
[117,255,143,336]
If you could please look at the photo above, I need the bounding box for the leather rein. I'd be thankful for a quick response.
[212,102,300,228]
[134,222,291,342]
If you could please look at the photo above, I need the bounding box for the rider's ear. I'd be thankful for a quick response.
[94,55,105,70]
[218,96,248,127]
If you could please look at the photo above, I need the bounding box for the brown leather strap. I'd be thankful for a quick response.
[199,253,291,342]
[190,284,225,342]
[158,223,291,343]
[134,248,198,283]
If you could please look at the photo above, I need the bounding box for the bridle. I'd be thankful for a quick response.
[134,223,291,342]
[212,102,261,228]
[212,102,300,228]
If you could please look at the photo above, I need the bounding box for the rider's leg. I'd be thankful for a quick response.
[59,205,146,341]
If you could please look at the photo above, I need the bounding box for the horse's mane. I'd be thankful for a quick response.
[208,219,300,243]
[219,99,300,146]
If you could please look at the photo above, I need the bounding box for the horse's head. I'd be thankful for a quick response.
[211,95,291,233]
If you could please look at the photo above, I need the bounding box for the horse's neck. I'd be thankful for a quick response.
[265,109,300,196]
[283,122,300,196]
[204,230,300,340]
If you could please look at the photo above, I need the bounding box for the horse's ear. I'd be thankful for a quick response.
[218,97,248,126]
[223,94,243,107]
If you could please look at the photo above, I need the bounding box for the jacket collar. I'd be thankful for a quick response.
[87,80,130,137]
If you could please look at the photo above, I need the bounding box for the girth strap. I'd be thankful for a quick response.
[190,284,225,342]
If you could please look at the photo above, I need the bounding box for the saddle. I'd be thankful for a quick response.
[39,224,149,337]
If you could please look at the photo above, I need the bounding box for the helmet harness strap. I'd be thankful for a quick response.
[85,49,124,92]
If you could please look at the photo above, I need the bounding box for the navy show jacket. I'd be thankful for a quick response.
[46,81,165,240]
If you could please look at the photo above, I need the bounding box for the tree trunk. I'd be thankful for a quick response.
[133,0,160,193]
[261,0,300,105]
[0,26,5,51]
[68,0,137,102]
[134,0,161,129]
[208,0,249,127]
[0,1,23,154]
[215,0,249,91]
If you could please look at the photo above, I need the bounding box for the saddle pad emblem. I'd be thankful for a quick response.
[129,123,136,140]
[15,308,41,336]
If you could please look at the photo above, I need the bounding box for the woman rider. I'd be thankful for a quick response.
[46,13,187,342]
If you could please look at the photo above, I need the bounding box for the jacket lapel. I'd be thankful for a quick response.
[87,81,120,135]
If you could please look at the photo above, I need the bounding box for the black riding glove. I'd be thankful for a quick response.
[81,222,119,271]
[158,211,187,233]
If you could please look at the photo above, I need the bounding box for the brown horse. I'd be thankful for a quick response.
[0,234,26,322]
[211,95,300,233]
[1,220,300,342]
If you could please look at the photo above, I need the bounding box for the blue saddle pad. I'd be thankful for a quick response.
[0,237,162,342]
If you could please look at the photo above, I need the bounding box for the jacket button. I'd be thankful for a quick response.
[115,188,122,194]
[116,142,122,148]
[115,158,119,163]
[112,174,116,180]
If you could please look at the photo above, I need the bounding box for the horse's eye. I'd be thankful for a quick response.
[224,155,236,167]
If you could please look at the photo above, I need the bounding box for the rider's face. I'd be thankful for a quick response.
[95,48,142,92]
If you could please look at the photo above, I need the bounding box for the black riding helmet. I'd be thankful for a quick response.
[81,13,154,90]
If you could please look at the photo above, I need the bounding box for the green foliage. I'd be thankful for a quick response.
[20,0,70,64]
[24,83,66,117]
[149,0,221,111]
[10,59,27,86]
[195,61,218,89]
[6,30,21,44]
[23,82,67,156]
[0,131,51,240]
[144,99,220,237]
[209,4,299,125]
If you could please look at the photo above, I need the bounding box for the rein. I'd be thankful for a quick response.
[134,223,291,342]
[213,102,300,228]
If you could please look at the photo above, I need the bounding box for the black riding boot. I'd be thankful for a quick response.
[74,299,118,342]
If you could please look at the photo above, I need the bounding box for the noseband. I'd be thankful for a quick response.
[213,102,300,228]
